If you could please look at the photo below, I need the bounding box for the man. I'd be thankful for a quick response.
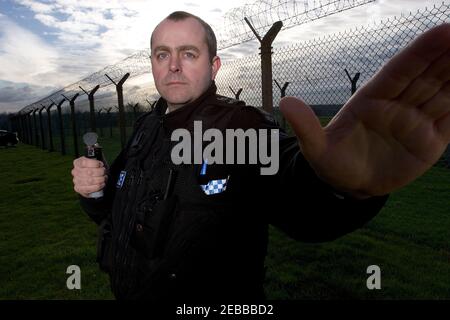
[72,11,450,300]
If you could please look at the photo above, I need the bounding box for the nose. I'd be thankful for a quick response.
[169,55,181,73]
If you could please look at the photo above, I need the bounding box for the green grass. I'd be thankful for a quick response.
[1,139,449,299]
[0,144,113,299]
[264,165,450,299]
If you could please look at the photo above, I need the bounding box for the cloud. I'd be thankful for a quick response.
[34,13,58,25]
[219,39,259,62]
[16,0,150,48]
[0,80,57,113]
[184,2,200,7]
[0,15,61,86]
[0,81,54,103]
[15,0,55,14]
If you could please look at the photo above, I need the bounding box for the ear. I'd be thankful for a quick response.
[211,56,221,80]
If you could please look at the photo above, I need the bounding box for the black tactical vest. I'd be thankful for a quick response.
[102,86,269,300]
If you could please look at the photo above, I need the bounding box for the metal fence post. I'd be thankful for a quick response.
[105,73,130,149]
[62,93,80,158]
[39,105,46,149]
[229,86,243,100]
[32,109,39,147]
[51,98,67,156]
[17,113,24,144]
[26,110,33,145]
[274,79,290,130]
[24,111,30,145]
[146,99,157,112]
[244,18,282,114]
[344,69,360,95]
[46,102,55,152]
[79,85,100,132]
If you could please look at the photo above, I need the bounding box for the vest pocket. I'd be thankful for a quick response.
[140,195,177,259]
[96,219,113,273]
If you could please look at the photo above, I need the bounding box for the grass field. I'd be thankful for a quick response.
[0,141,449,300]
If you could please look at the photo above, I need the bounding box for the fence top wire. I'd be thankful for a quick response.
[215,0,375,49]
[17,1,449,115]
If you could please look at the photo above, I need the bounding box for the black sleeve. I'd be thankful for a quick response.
[231,106,388,243]
[269,135,388,242]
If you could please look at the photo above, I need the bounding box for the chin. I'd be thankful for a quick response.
[166,96,191,104]
[164,92,193,105]
[161,90,187,102]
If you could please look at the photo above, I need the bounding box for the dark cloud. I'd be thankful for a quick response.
[219,39,259,62]
[0,80,56,104]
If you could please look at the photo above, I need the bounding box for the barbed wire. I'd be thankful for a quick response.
[215,0,375,49]
[17,0,376,114]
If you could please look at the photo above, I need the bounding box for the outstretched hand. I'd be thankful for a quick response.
[280,23,450,198]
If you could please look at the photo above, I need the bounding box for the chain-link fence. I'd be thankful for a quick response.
[9,2,450,167]
[216,2,450,107]
[217,2,450,167]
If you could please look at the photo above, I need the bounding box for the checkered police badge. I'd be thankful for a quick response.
[200,177,229,195]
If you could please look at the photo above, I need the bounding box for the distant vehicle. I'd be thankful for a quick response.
[0,130,19,147]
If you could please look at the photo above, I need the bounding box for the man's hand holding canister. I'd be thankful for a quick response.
[72,157,108,199]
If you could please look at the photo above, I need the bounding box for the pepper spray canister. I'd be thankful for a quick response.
[83,132,105,199]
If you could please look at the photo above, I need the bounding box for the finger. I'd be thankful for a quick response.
[435,111,450,142]
[361,23,450,100]
[420,81,450,119]
[73,157,88,168]
[73,175,106,187]
[279,96,326,161]
[83,167,106,178]
[396,49,450,106]
[72,166,106,178]
[74,183,106,196]
[74,156,104,169]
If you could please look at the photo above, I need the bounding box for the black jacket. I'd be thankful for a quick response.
[80,82,388,301]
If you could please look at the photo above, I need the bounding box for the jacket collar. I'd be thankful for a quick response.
[153,81,218,131]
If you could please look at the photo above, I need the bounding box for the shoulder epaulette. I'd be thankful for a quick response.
[215,95,246,106]
[133,111,153,130]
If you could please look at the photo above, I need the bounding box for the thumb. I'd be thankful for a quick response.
[279,96,326,161]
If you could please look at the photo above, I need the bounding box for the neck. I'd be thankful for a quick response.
[166,103,186,113]
[164,81,216,113]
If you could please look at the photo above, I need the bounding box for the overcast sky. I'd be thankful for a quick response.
[0,0,446,113]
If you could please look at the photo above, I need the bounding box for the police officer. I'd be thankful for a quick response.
[71,12,450,300]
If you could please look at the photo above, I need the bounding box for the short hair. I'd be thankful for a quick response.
[151,11,217,62]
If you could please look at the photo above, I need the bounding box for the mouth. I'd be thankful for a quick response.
[166,81,186,86]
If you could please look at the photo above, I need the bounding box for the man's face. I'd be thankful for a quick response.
[151,17,221,109]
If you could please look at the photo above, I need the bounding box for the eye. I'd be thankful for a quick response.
[156,52,169,60]
[184,52,196,59]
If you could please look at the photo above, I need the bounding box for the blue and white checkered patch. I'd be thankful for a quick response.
[200,178,228,195]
